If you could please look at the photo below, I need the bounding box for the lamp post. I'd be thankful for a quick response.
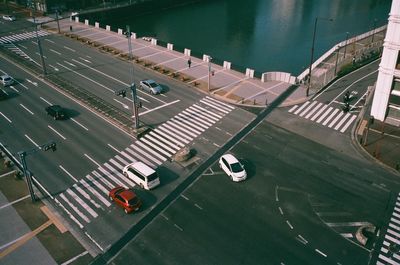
[343,31,350,59]
[371,18,378,44]
[126,25,140,130]
[31,0,47,75]
[307,17,333,96]
[207,55,212,93]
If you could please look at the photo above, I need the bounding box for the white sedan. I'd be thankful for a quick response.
[2,15,16,21]
[219,154,247,182]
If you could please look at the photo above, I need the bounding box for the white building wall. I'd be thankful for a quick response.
[371,0,400,121]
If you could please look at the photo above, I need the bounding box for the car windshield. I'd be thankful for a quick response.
[128,197,139,206]
[4,77,11,81]
[147,172,158,181]
[231,162,243,173]
[149,82,159,88]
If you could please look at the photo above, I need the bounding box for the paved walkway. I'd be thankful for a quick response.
[41,17,305,107]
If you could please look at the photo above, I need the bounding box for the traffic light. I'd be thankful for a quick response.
[43,142,57,152]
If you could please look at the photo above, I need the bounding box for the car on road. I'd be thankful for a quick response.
[109,186,142,214]
[219,154,247,182]
[2,15,16,21]
[139,79,162,95]
[123,161,160,190]
[0,74,14,86]
[45,105,67,120]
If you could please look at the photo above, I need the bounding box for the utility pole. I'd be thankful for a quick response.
[126,25,140,130]
[55,9,61,34]
[32,1,47,75]
[207,55,212,93]
[18,151,36,202]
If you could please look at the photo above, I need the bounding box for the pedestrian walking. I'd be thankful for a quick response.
[187,58,191,68]
[70,25,72,32]
[352,56,356,65]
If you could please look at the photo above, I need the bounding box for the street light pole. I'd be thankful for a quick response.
[306,17,333,97]
[55,9,61,34]
[18,151,36,202]
[207,55,212,93]
[371,18,378,44]
[31,1,47,75]
[343,32,350,59]
[126,25,139,130]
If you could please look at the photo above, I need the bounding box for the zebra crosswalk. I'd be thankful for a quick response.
[0,30,50,44]
[377,193,400,265]
[55,96,235,228]
[288,100,357,133]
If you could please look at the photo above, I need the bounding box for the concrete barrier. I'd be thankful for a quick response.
[75,17,79,23]
[184,48,191,57]
[151,38,157,45]
[203,54,211,62]
[223,61,231,69]
[118,28,123,35]
[167,43,173,51]
[95,22,99,28]
[106,25,111,31]
[246,68,254,78]
[262,71,296,84]
[85,19,89,25]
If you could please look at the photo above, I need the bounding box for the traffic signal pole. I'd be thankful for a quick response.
[126,25,140,130]
[18,151,36,202]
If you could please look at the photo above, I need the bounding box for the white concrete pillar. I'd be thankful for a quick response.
[167,43,173,50]
[106,25,111,31]
[223,61,231,69]
[246,68,255,78]
[184,48,191,57]
[95,22,99,28]
[85,19,89,25]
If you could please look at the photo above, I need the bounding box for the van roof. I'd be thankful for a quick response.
[128,161,155,176]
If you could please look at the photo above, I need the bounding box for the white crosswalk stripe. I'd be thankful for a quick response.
[377,192,400,265]
[55,97,235,227]
[0,30,50,44]
[287,100,357,133]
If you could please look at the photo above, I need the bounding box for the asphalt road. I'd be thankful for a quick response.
[0,21,256,254]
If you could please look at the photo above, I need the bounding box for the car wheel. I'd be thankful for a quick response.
[109,196,113,201]
[123,172,128,177]
[124,208,129,214]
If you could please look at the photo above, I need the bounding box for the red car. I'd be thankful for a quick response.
[109,186,142,214]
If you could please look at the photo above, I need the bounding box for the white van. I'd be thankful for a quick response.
[122,161,160,190]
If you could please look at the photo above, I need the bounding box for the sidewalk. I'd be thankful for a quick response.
[0,154,92,265]
[41,17,304,107]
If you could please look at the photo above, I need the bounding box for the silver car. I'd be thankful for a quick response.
[139,79,162,95]
[0,74,14,86]
[2,15,16,21]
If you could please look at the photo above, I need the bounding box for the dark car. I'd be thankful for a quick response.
[45,105,66,120]
[109,186,142,214]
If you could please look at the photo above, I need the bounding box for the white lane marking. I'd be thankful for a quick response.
[32,176,53,199]
[59,193,90,223]
[148,131,180,150]
[326,221,371,227]
[54,198,83,229]
[92,171,114,189]
[340,115,357,133]
[107,144,120,153]
[57,63,114,93]
[315,249,327,258]
[86,174,109,194]
[48,64,59,71]
[0,195,30,210]
[341,233,353,238]
[323,109,341,126]
[0,112,12,123]
[63,46,76,52]
[299,101,318,117]
[84,154,101,167]
[84,231,104,252]
[124,148,157,168]
[113,98,129,109]
[134,142,165,163]
[73,184,101,209]
[144,134,176,154]
[288,105,298,113]
[194,203,203,210]
[50,48,61,55]
[48,125,67,140]
[60,250,89,265]
[71,59,166,104]
[140,137,171,157]
[24,134,40,148]
[294,101,310,115]
[78,57,91,63]
[174,224,184,231]
[152,128,185,147]
[316,106,333,123]
[298,234,308,244]
[286,220,293,229]
[40,96,52,105]
[20,103,34,115]
[305,102,323,119]
[26,79,38,86]
[10,86,19,92]
[70,118,89,131]
[206,96,234,110]
[45,39,55,43]
[98,166,128,188]
[181,194,189,200]
[107,159,136,187]
[200,98,229,113]
[66,189,98,218]
[59,165,78,182]
[79,179,111,207]
[328,111,344,128]
[139,99,180,116]
[64,60,76,67]
[278,207,283,215]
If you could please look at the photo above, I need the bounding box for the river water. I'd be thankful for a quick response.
[82,0,391,75]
